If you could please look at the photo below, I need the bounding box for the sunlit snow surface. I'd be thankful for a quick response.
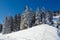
[53,16,59,23]
[0,24,60,40]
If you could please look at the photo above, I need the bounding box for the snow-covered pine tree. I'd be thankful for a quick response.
[32,12,35,26]
[2,16,8,34]
[26,8,34,28]
[49,11,53,25]
[40,13,42,23]
[17,13,21,30]
[2,15,13,34]
[13,14,17,31]
[46,11,50,24]
[49,11,53,24]
[20,5,28,30]
[7,15,13,33]
[41,7,46,24]
[46,10,53,24]
[0,24,2,32]
[34,8,41,25]
[29,8,35,27]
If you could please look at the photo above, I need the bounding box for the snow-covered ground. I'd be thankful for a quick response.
[0,24,60,40]
[53,15,60,23]
[52,16,59,27]
[53,16,59,23]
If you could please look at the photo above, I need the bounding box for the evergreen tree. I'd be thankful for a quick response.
[2,16,8,34]
[30,8,35,27]
[7,15,13,33]
[0,24,2,32]
[20,5,28,30]
[32,13,35,26]
[49,11,53,24]
[34,8,41,25]
[46,11,50,24]
[40,13,42,23]
[13,14,17,31]
[46,10,53,24]
[26,8,34,28]
[46,11,50,23]
[17,13,21,30]
[2,15,13,34]
[41,7,46,24]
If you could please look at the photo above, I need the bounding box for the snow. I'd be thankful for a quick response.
[53,15,60,23]
[0,24,60,40]
[53,16,59,23]
[53,15,60,18]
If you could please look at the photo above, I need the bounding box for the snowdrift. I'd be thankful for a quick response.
[0,24,60,40]
[53,15,60,23]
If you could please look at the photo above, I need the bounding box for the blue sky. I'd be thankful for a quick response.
[0,0,60,24]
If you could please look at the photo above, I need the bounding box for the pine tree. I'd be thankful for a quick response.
[7,15,13,33]
[8,16,13,32]
[0,24,2,32]
[17,13,21,30]
[34,8,41,25]
[40,13,42,23]
[49,11,53,24]
[41,7,46,24]
[46,11,50,24]
[2,16,13,34]
[2,15,12,34]
[26,8,34,28]
[20,5,28,30]
[32,13,35,26]
[46,10,53,24]
[2,16,8,34]
[13,14,17,31]
[30,8,35,27]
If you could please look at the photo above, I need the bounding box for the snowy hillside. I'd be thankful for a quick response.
[53,15,60,23]
[0,24,60,40]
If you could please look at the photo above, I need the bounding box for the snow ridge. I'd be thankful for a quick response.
[0,24,60,40]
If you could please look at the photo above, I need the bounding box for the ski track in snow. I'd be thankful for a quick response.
[0,24,60,40]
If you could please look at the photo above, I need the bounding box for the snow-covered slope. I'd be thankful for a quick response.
[0,24,60,40]
[53,15,60,23]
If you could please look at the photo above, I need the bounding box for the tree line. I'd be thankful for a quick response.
[0,6,60,34]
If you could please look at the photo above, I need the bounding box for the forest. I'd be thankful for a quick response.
[0,6,60,34]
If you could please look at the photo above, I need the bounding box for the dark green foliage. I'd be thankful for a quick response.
[0,24,2,32]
